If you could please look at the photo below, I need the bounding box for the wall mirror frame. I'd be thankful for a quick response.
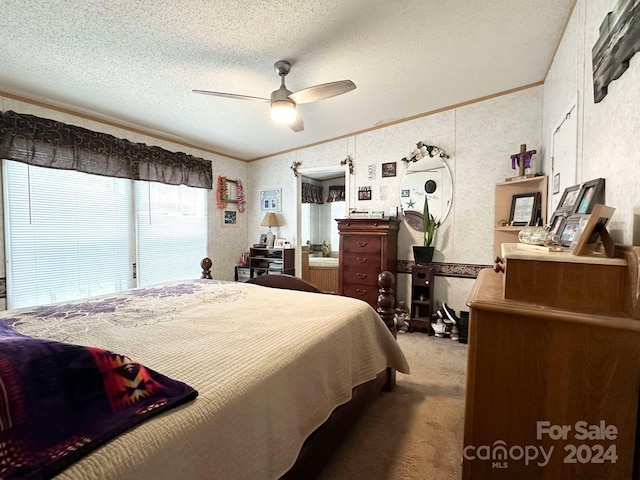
[400,152,453,231]
[295,164,351,276]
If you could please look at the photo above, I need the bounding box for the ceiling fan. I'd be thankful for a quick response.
[193,60,356,133]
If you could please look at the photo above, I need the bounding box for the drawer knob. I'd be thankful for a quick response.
[356,273,368,279]
[355,288,367,295]
[357,257,368,264]
[357,241,368,247]
[425,281,430,285]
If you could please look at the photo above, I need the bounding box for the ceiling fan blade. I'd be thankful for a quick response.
[289,112,304,132]
[288,80,356,105]
[192,90,270,103]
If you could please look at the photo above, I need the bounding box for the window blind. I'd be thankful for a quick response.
[135,182,207,287]
[3,160,133,309]
[3,159,208,309]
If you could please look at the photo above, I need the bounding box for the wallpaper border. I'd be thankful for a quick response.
[397,260,491,278]
[0,262,489,301]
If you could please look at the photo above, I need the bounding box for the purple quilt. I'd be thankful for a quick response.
[0,322,197,479]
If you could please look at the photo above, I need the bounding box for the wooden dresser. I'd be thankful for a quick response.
[337,218,400,309]
[463,244,640,479]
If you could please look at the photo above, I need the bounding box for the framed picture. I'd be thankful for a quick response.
[258,234,268,246]
[401,189,410,198]
[222,209,237,226]
[559,214,582,247]
[274,239,285,248]
[509,192,540,226]
[555,184,581,215]
[572,204,615,256]
[358,187,372,201]
[574,178,605,215]
[382,162,397,178]
[547,211,565,237]
[553,173,560,194]
[260,189,281,212]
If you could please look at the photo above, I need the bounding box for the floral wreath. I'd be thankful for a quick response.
[216,176,246,212]
[236,180,246,213]
[401,141,449,164]
[216,176,228,209]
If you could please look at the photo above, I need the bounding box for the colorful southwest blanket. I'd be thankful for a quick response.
[0,322,197,479]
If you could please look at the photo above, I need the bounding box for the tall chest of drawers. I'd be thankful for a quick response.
[337,218,401,309]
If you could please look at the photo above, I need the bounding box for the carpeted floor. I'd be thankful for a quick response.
[319,332,468,480]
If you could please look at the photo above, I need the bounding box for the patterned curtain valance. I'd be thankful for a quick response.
[0,111,213,189]
[301,182,323,204]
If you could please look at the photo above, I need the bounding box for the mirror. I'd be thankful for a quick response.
[295,164,351,276]
[400,154,453,231]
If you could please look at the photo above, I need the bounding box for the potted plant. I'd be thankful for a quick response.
[413,196,441,264]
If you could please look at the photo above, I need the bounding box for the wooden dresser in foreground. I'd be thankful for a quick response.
[463,244,640,479]
[337,218,400,309]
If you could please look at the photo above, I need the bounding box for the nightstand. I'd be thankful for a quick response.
[410,265,434,334]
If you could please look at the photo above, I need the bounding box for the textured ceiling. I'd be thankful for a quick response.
[0,0,573,160]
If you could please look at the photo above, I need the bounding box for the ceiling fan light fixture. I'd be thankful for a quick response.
[270,100,297,124]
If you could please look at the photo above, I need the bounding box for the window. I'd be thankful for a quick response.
[136,181,208,287]
[3,160,207,309]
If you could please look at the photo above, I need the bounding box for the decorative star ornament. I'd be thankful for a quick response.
[406,199,415,208]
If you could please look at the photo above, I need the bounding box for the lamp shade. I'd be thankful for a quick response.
[261,212,279,227]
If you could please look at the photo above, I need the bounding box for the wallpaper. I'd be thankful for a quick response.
[249,87,543,311]
[543,0,640,245]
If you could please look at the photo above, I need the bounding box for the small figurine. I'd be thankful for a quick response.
[321,241,331,257]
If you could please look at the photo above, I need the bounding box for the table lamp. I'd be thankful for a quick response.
[261,212,279,248]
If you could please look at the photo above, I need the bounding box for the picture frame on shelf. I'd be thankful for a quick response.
[555,183,581,216]
[509,192,540,226]
[274,238,285,248]
[572,204,615,257]
[574,178,605,215]
[559,214,583,247]
[260,189,281,212]
[548,211,565,236]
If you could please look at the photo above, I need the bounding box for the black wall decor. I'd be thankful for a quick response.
[592,0,640,103]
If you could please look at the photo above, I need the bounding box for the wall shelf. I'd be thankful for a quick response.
[494,175,548,258]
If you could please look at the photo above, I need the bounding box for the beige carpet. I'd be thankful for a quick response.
[319,332,468,480]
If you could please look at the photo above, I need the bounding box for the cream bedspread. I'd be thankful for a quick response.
[5,280,409,480]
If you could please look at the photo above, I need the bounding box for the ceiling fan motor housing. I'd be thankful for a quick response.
[273,60,292,77]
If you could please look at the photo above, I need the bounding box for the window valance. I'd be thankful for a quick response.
[302,182,323,204]
[0,111,212,189]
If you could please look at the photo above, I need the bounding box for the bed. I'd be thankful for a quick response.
[0,260,409,480]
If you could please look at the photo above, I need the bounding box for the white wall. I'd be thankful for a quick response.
[249,87,543,311]
[543,0,640,244]
[0,95,249,287]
